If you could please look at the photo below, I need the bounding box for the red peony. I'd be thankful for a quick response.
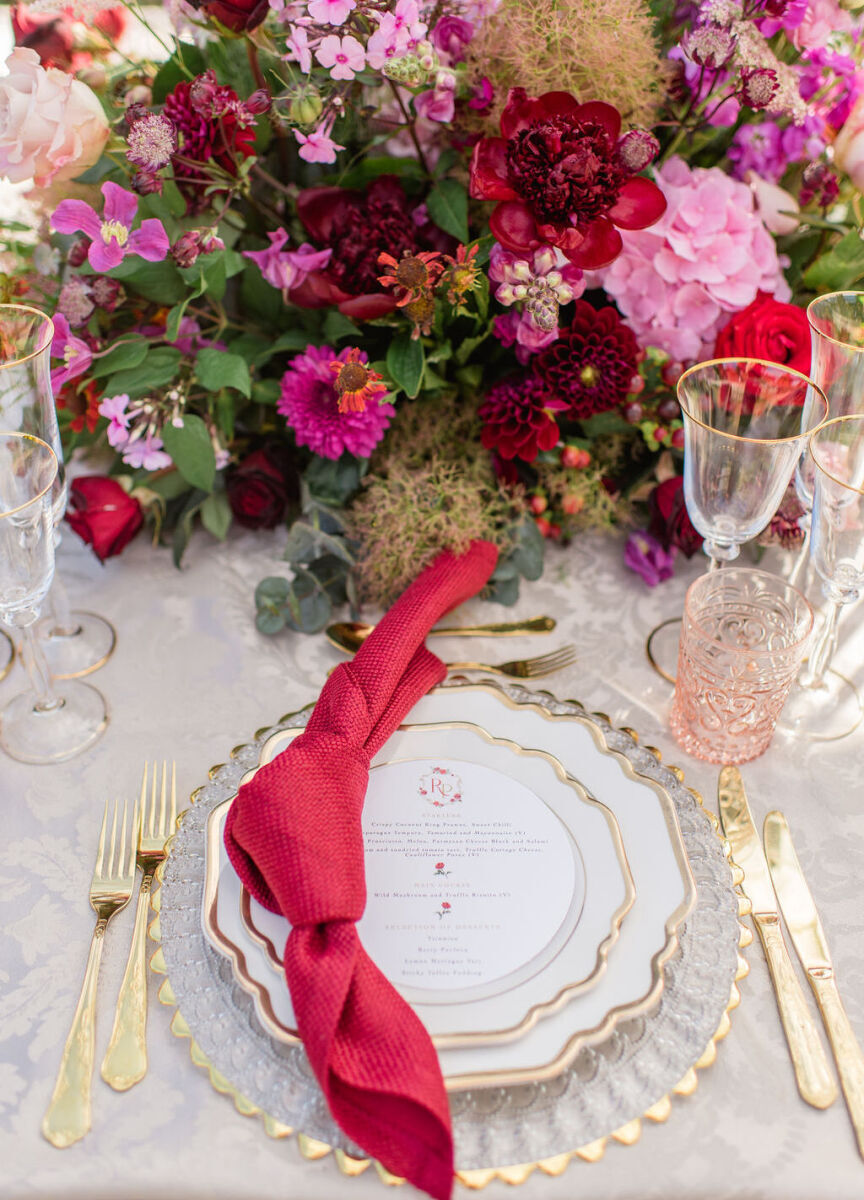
[649,476,703,557]
[66,477,143,562]
[535,301,639,420]
[479,374,567,462]
[469,88,666,269]
[162,72,257,213]
[185,0,269,32]
[292,177,446,320]
[714,293,811,376]
[227,445,299,530]
[13,4,127,70]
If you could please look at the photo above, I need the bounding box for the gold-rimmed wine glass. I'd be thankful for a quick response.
[0,304,117,678]
[647,358,828,681]
[0,433,108,763]
[780,414,864,740]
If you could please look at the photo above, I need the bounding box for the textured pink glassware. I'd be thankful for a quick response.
[669,568,813,764]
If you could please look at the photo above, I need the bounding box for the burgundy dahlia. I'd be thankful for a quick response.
[162,71,257,213]
[185,0,269,33]
[470,88,666,270]
[479,374,567,463]
[291,177,439,320]
[535,301,639,420]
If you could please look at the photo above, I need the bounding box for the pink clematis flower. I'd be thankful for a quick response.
[306,0,355,24]
[50,312,92,390]
[315,34,365,80]
[244,230,332,290]
[294,115,344,164]
[51,181,170,274]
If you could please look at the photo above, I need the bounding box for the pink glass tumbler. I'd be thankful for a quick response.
[669,568,813,764]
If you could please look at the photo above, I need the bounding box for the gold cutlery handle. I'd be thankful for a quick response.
[755,914,837,1109]
[430,617,555,637]
[809,969,864,1157]
[101,875,153,1091]
[41,921,106,1148]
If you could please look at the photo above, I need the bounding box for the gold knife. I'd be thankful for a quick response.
[718,766,837,1109]
[765,810,864,1157]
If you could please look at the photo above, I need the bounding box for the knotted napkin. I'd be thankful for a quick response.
[224,540,498,1200]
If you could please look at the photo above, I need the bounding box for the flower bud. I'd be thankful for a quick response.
[246,89,271,115]
[289,87,323,126]
[617,129,660,173]
[67,237,90,268]
[124,85,153,109]
[172,230,203,268]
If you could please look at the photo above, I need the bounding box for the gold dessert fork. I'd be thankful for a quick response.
[444,644,577,678]
[101,762,177,1091]
[42,795,138,1148]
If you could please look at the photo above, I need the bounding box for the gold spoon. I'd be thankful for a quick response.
[326,615,556,655]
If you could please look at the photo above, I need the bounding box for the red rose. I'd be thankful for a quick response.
[184,0,269,32]
[227,445,298,530]
[66,477,143,562]
[649,476,703,558]
[441,902,451,909]
[435,862,445,869]
[714,294,811,376]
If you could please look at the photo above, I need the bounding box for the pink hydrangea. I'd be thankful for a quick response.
[278,344,393,460]
[590,157,791,364]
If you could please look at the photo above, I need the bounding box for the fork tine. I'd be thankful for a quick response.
[108,798,119,877]
[116,798,128,878]
[127,795,140,878]
[138,763,148,845]
[169,761,177,830]
[159,760,167,835]
[524,645,577,676]
[94,798,109,875]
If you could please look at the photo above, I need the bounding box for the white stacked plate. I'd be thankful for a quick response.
[203,682,697,1090]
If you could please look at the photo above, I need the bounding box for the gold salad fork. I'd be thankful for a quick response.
[101,762,176,1091]
[42,795,138,1148]
[445,644,577,679]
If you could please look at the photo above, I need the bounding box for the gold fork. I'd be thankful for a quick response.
[445,645,577,678]
[101,762,176,1091]
[42,795,138,1148]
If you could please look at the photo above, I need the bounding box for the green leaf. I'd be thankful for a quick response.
[72,157,120,185]
[323,310,359,343]
[285,567,332,633]
[90,336,149,379]
[195,348,251,398]
[337,156,425,190]
[426,179,469,243]
[106,258,186,304]
[103,347,183,398]
[483,570,520,606]
[147,470,191,502]
[251,378,281,406]
[306,554,349,604]
[508,517,545,581]
[153,47,207,104]
[256,607,286,635]
[386,333,425,398]
[804,230,864,291]
[161,414,216,492]
[171,488,207,567]
[254,576,290,635]
[201,490,232,540]
[214,388,236,441]
[304,454,366,507]
[455,331,489,366]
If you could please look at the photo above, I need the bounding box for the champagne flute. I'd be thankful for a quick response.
[647,358,828,681]
[0,304,116,678]
[0,433,108,763]
[780,415,864,740]
[789,291,864,587]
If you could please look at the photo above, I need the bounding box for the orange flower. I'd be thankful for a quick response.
[330,347,387,413]
[442,243,480,304]
[377,249,443,306]
[57,379,102,434]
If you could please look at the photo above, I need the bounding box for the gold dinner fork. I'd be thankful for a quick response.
[444,644,578,679]
[101,762,177,1091]
[42,795,138,1148]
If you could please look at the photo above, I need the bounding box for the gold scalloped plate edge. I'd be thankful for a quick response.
[148,707,750,1190]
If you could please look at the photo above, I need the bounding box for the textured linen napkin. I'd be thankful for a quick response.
[224,540,499,1199]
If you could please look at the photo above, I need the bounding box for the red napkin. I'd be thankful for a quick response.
[224,540,498,1199]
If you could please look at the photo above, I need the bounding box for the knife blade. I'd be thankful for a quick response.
[765,810,864,1158]
[717,766,836,1110]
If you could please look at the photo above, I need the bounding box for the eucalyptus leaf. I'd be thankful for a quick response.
[508,517,545,581]
[304,454,366,506]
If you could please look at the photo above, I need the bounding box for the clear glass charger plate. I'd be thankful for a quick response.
[151,680,748,1184]
[205,717,639,1055]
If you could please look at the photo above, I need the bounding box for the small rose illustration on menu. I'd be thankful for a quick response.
[418,766,463,807]
[434,861,451,876]
[436,901,451,919]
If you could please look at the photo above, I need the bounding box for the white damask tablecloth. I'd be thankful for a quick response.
[2,528,863,1200]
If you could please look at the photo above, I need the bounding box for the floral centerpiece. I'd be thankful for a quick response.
[1,0,862,631]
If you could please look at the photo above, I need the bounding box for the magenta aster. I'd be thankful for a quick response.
[469,88,666,270]
[535,300,639,420]
[478,374,567,462]
[278,345,393,460]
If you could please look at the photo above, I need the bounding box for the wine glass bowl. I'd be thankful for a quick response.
[677,358,828,567]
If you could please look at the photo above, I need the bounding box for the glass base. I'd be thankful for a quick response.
[38,611,117,680]
[646,617,681,685]
[778,668,864,742]
[0,679,108,764]
[0,630,13,684]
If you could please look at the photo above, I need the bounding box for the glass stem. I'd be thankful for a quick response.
[799,599,842,690]
[787,524,811,590]
[19,623,63,713]
[47,576,81,639]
